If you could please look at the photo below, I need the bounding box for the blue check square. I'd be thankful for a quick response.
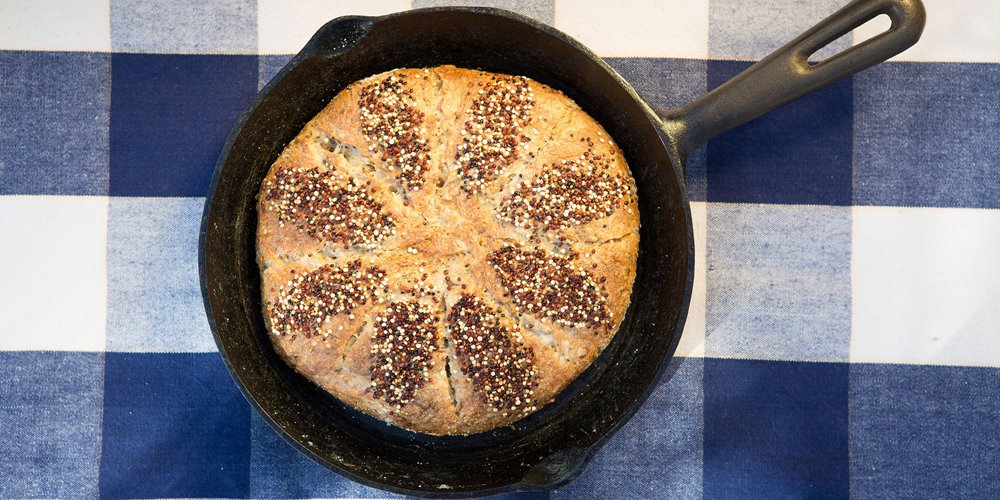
[248,412,378,498]
[413,0,556,24]
[0,352,102,498]
[850,364,1000,497]
[111,0,257,54]
[106,198,214,353]
[249,411,550,498]
[555,357,703,499]
[704,358,849,498]
[608,57,708,201]
[854,62,1000,208]
[706,203,851,362]
[109,53,257,197]
[99,352,251,498]
[706,60,853,206]
[259,54,293,91]
[708,0,851,61]
[0,51,110,195]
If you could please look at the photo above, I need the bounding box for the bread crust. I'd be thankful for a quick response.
[257,66,639,435]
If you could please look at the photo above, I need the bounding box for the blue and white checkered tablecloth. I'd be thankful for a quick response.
[1,0,998,498]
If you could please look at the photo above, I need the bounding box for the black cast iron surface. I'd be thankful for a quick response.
[202,9,692,495]
[200,1,923,496]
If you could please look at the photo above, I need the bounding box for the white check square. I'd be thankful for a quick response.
[554,0,708,58]
[851,206,1000,367]
[854,0,1000,63]
[258,0,411,55]
[677,202,706,358]
[0,0,111,52]
[0,196,108,351]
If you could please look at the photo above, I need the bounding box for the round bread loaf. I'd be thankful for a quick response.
[256,66,639,435]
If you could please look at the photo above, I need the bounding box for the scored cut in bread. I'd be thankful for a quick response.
[256,66,639,435]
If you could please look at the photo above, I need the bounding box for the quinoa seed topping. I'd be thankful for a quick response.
[447,293,537,415]
[263,166,395,247]
[370,300,440,408]
[500,140,634,231]
[456,75,534,194]
[489,244,612,330]
[268,260,388,339]
[358,74,433,190]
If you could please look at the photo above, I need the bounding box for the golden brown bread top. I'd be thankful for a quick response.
[256,65,639,435]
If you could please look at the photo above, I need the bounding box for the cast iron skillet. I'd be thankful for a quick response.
[200,0,924,495]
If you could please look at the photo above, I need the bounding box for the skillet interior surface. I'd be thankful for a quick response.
[200,7,694,495]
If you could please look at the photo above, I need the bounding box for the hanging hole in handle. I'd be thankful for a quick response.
[808,13,893,66]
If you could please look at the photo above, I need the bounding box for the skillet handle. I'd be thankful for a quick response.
[659,0,925,158]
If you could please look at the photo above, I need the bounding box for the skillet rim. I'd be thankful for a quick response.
[199,6,695,496]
